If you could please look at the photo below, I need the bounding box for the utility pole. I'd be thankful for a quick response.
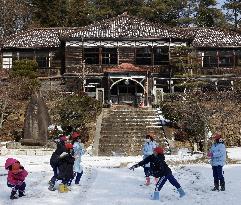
[82,60,86,92]
[2,0,6,38]
[168,38,172,93]
[81,36,86,93]
[146,70,149,106]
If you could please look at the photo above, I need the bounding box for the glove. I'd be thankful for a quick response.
[129,164,138,171]
[60,152,68,158]
[207,152,213,158]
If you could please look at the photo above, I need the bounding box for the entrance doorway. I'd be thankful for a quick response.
[110,79,144,105]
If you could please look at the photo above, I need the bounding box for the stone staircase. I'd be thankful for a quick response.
[98,105,168,156]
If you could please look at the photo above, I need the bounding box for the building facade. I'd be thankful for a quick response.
[1,13,241,105]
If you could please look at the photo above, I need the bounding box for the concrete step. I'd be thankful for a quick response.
[98,106,168,156]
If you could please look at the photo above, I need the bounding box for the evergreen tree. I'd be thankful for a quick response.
[67,0,93,27]
[32,0,68,27]
[138,0,188,26]
[90,0,145,21]
[177,0,197,27]
[195,0,225,27]
[90,0,115,21]
[223,0,241,29]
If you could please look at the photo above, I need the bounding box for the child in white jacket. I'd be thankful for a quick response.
[142,134,158,185]
[71,132,85,185]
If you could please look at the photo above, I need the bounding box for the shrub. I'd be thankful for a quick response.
[10,59,38,79]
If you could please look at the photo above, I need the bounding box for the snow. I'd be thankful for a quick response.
[227,147,241,162]
[0,147,241,205]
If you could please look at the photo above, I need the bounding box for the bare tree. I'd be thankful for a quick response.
[0,0,32,39]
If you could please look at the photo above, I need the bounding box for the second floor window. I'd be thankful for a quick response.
[102,48,117,65]
[84,47,118,65]
[154,47,169,65]
[136,47,169,65]
[136,47,152,65]
[84,48,99,64]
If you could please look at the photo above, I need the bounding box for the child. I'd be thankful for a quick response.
[142,134,158,185]
[71,131,85,185]
[5,158,28,200]
[57,143,75,192]
[130,146,185,199]
[208,133,226,191]
[48,135,68,191]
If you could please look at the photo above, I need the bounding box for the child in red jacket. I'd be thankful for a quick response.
[5,158,28,200]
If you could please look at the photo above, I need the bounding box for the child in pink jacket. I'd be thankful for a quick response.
[5,158,28,200]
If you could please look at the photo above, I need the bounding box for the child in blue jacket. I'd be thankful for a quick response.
[208,134,226,191]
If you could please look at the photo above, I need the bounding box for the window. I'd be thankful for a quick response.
[153,47,169,65]
[36,56,49,69]
[2,52,13,69]
[235,50,241,66]
[84,48,99,64]
[203,51,218,67]
[19,52,34,60]
[102,48,117,65]
[136,47,152,65]
[219,51,234,67]
[135,47,169,65]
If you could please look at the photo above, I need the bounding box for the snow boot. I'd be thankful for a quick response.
[10,190,18,200]
[75,172,83,185]
[152,190,160,200]
[154,177,159,185]
[18,190,26,197]
[58,183,66,193]
[220,181,225,191]
[48,182,56,191]
[145,177,150,186]
[211,181,219,191]
[177,187,186,198]
[64,184,70,192]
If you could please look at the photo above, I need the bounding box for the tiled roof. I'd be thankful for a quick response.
[2,14,241,49]
[69,13,169,39]
[3,28,78,48]
[192,28,241,48]
[103,63,146,72]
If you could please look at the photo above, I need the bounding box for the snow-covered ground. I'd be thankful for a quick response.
[0,147,241,205]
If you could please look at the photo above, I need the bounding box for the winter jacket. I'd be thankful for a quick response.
[50,141,66,168]
[57,153,75,180]
[142,141,157,157]
[7,168,28,186]
[209,142,226,166]
[137,154,172,178]
[73,142,85,173]
[142,141,157,168]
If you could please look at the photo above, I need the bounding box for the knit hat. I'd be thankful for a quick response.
[154,147,164,154]
[65,143,73,150]
[12,162,21,174]
[72,132,80,139]
[213,134,221,140]
[59,135,68,141]
[5,158,18,170]
[213,134,224,143]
